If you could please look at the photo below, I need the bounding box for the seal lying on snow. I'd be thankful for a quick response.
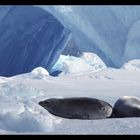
[113,96,140,117]
[39,97,113,119]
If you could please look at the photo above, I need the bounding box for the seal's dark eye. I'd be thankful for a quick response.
[39,101,44,106]
[45,101,50,104]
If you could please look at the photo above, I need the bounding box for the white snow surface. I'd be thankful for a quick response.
[51,52,107,75]
[30,67,49,79]
[121,59,140,71]
[0,67,140,134]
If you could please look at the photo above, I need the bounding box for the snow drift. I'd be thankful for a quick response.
[31,67,49,79]
[121,59,140,71]
[50,52,106,75]
[0,66,140,134]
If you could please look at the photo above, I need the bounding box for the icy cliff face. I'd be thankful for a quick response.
[38,5,140,68]
[0,6,140,77]
[0,6,71,77]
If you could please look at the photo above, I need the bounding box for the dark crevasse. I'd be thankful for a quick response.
[62,37,82,57]
[0,6,71,77]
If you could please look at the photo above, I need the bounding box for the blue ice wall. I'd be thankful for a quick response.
[40,6,140,68]
[1,5,140,77]
[0,6,71,77]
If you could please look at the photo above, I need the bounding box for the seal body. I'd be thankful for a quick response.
[39,97,113,119]
[113,96,140,117]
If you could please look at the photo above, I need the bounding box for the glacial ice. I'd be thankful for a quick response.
[31,67,49,79]
[50,52,107,75]
[0,6,140,76]
[0,6,71,77]
[39,5,140,68]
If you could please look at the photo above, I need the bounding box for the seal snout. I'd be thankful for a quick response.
[39,100,52,109]
[39,101,44,106]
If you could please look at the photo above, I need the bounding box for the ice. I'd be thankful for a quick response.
[50,52,106,75]
[0,6,140,77]
[31,67,49,79]
[38,5,140,68]
[121,59,140,71]
[0,68,139,134]
[81,52,107,70]
[0,82,62,133]
[0,6,140,134]
[123,19,140,61]
[0,6,71,77]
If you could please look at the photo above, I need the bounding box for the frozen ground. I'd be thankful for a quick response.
[0,63,140,134]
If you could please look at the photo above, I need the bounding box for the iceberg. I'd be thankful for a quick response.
[0,6,71,77]
[39,5,140,68]
[0,6,140,76]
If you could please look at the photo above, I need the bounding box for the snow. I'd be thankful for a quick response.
[0,67,139,134]
[121,59,140,71]
[50,52,106,75]
[0,85,62,133]
[0,5,140,134]
[81,52,107,70]
[31,67,49,79]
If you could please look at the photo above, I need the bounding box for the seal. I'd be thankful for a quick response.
[39,97,113,119]
[113,96,140,117]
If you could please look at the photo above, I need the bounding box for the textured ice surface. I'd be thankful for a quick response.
[121,59,140,71]
[31,67,49,79]
[1,6,140,76]
[50,52,106,75]
[0,6,71,77]
[0,68,140,134]
[39,5,140,68]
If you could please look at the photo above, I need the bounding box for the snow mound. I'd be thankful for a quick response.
[121,59,140,71]
[0,82,62,133]
[0,82,44,99]
[62,59,94,74]
[50,52,106,75]
[31,67,49,79]
[0,95,61,133]
[81,52,107,70]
